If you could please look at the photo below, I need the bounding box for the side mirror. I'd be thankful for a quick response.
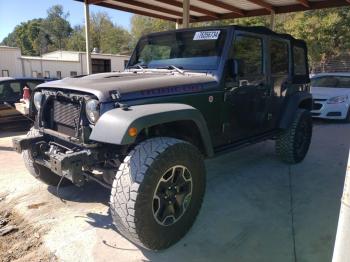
[232,59,245,78]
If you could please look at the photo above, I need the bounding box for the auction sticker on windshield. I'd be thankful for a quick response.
[193,31,220,40]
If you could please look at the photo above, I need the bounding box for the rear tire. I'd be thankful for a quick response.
[22,128,71,186]
[276,109,312,164]
[110,137,206,250]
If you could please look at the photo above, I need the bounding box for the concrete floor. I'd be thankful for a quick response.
[0,120,349,262]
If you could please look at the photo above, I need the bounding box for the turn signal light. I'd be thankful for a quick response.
[128,127,138,137]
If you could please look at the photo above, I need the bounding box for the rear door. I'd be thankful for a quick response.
[268,38,291,126]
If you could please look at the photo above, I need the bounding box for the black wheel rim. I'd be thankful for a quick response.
[152,165,193,226]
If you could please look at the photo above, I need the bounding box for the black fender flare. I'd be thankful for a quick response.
[89,103,214,157]
[278,92,313,129]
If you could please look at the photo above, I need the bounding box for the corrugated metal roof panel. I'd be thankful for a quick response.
[137,0,204,17]
[190,0,231,13]
[220,0,262,10]
[79,0,350,22]
[104,0,181,19]
[265,0,300,6]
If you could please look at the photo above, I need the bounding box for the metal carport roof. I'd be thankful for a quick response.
[79,0,350,23]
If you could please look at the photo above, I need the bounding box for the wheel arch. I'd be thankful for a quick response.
[278,92,312,129]
[90,103,214,157]
[136,119,210,157]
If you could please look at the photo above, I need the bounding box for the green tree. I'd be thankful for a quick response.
[1,19,50,56]
[130,15,175,47]
[66,25,86,51]
[281,7,350,66]
[42,5,72,50]
[89,12,132,54]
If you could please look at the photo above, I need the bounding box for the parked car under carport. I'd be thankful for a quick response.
[311,73,350,121]
[0,77,57,130]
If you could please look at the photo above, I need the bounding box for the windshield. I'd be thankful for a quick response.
[311,76,350,88]
[128,30,227,70]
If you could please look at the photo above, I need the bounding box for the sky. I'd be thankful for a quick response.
[0,0,133,42]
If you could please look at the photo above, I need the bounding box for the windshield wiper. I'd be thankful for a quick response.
[128,64,148,70]
[157,65,184,75]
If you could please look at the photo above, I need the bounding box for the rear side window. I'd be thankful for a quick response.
[271,39,289,75]
[233,35,263,75]
[293,46,307,75]
[0,81,21,101]
[25,81,43,90]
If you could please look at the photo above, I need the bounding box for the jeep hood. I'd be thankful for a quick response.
[37,71,217,102]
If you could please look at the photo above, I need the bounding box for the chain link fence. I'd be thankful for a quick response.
[311,55,350,74]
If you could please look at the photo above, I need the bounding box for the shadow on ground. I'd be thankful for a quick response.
[47,181,110,205]
[18,120,350,261]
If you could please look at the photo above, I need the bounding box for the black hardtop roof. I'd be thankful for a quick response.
[144,25,307,48]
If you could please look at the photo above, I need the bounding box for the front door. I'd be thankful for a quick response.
[224,33,272,141]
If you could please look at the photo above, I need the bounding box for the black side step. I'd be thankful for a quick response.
[213,130,281,156]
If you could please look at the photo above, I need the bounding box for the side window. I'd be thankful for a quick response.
[270,39,289,75]
[0,81,21,101]
[293,46,307,75]
[0,82,5,99]
[25,81,42,90]
[233,35,263,76]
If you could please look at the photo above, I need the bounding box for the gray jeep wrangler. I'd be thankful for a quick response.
[13,26,312,250]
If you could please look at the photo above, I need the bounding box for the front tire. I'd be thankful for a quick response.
[110,137,206,250]
[276,109,312,164]
[22,128,70,186]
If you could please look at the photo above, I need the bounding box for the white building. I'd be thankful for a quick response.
[0,46,23,77]
[0,46,130,78]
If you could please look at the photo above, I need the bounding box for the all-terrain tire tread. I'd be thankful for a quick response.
[110,137,182,248]
[276,109,312,164]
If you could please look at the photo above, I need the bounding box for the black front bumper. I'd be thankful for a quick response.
[13,134,44,154]
[12,130,96,186]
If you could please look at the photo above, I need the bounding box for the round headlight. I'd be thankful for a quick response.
[85,99,100,123]
[33,92,43,110]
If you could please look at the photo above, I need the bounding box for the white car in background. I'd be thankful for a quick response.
[311,72,350,121]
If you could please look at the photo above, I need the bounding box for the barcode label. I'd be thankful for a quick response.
[193,31,220,40]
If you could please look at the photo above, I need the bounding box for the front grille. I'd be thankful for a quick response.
[313,102,323,110]
[53,100,81,128]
